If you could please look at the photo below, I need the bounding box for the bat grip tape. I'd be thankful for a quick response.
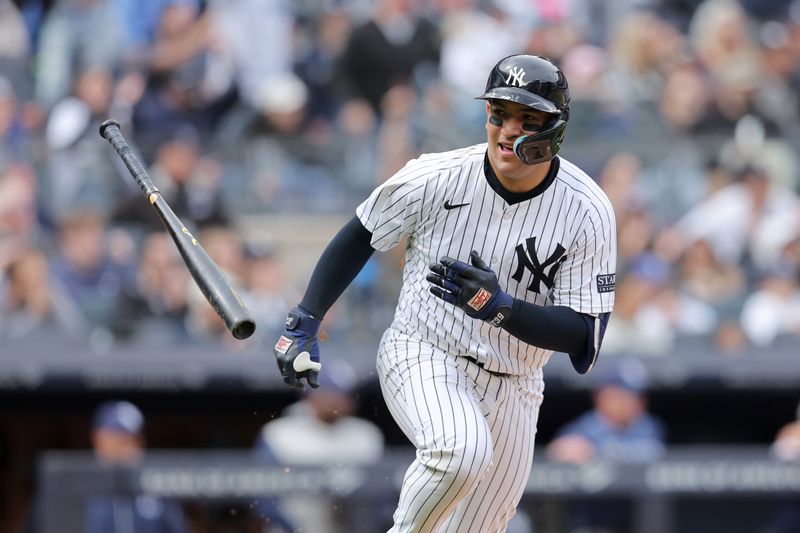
[105,128,159,196]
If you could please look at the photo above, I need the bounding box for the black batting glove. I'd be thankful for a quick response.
[273,306,322,389]
[427,250,514,327]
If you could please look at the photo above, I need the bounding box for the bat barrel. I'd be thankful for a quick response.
[231,319,257,340]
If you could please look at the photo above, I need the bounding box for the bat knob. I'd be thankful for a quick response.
[99,119,121,139]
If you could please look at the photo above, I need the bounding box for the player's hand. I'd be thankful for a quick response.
[273,306,322,389]
[427,250,513,327]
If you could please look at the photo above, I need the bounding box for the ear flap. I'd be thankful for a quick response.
[512,119,566,165]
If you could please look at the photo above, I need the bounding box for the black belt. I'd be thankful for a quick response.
[464,355,485,369]
[463,356,513,377]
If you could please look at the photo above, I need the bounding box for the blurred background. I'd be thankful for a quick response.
[2,0,800,531]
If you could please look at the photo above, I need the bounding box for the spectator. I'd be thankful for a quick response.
[0,77,32,170]
[750,201,800,273]
[672,165,799,268]
[255,359,385,533]
[771,401,800,462]
[334,92,380,196]
[712,318,749,354]
[675,238,746,315]
[242,242,298,342]
[689,0,761,74]
[375,83,417,179]
[110,0,201,52]
[597,152,677,272]
[41,65,122,221]
[48,210,139,342]
[547,359,666,533]
[0,246,77,339]
[113,125,229,231]
[130,2,226,147]
[608,10,689,104]
[548,359,666,464]
[34,0,126,109]
[0,0,30,91]
[221,73,348,211]
[657,64,714,135]
[602,253,676,355]
[205,0,296,111]
[129,232,190,341]
[294,7,353,124]
[616,208,657,269]
[437,0,527,137]
[0,164,39,271]
[340,0,440,115]
[85,400,191,533]
[739,265,800,347]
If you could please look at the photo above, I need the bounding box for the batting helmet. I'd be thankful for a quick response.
[477,55,570,165]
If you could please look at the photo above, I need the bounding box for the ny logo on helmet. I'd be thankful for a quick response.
[505,66,527,87]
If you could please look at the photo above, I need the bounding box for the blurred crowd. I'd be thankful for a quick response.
[1,0,800,355]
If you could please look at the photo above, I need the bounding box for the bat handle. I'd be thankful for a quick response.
[99,119,159,197]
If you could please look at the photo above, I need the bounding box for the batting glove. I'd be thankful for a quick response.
[427,250,513,328]
[273,306,322,389]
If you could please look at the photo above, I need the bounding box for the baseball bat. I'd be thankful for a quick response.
[99,119,256,340]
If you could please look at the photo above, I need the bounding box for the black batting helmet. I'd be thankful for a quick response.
[477,55,570,165]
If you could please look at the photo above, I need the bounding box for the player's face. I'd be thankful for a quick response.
[485,100,552,190]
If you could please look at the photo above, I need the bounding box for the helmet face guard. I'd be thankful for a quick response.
[477,55,570,165]
[513,118,567,165]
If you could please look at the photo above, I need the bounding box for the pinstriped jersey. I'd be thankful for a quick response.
[356,142,616,375]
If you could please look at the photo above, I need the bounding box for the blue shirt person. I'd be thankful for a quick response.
[547,359,666,464]
[85,401,190,533]
[546,360,666,533]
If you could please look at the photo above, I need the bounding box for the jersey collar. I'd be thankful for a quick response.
[483,153,560,205]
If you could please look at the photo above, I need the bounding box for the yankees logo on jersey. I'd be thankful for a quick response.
[356,142,616,376]
[512,237,567,293]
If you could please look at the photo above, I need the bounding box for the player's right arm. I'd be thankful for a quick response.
[273,217,375,388]
[273,159,430,388]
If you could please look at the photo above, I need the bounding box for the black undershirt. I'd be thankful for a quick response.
[300,216,375,319]
[483,154,560,204]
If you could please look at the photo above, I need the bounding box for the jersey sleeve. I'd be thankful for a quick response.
[356,159,431,252]
[552,203,617,314]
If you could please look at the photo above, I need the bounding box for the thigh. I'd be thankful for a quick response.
[440,374,543,533]
[378,333,499,533]
[377,332,487,449]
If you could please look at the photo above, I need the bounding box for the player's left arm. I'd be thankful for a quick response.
[427,252,605,373]
[428,203,615,373]
[549,201,617,372]
[505,302,609,374]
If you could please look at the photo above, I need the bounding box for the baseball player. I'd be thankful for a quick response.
[273,54,616,532]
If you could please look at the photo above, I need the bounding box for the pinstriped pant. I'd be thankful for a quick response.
[377,328,543,533]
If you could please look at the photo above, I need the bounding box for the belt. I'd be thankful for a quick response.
[463,356,512,377]
[464,355,485,369]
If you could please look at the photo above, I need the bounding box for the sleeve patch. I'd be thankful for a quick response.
[596,273,616,293]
